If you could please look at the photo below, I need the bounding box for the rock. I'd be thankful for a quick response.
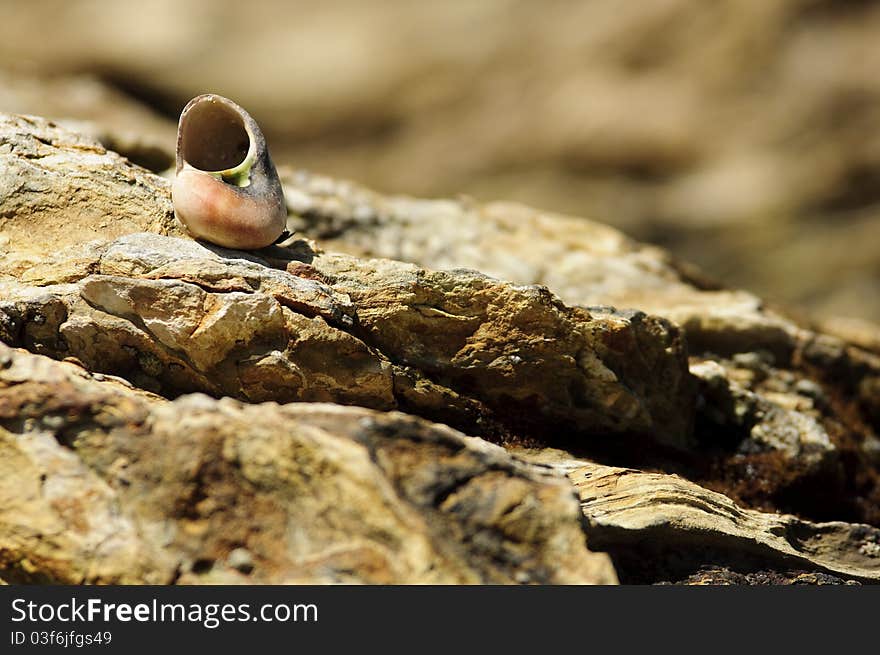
[281,170,807,363]
[659,570,860,586]
[0,113,182,267]
[0,70,176,172]
[3,110,880,584]
[0,116,696,449]
[690,357,835,468]
[315,250,695,445]
[0,343,615,584]
[819,316,880,356]
[0,229,694,447]
[226,548,255,574]
[278,169,880,528]
[0,235,397,411]
[564,461,880,584]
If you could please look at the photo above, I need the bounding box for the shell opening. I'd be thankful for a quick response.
[179,98,253,175]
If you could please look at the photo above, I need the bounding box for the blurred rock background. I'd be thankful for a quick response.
[0,0,878,323]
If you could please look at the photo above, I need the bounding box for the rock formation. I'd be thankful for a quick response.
[1,113,879,584]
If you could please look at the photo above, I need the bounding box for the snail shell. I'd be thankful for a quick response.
[172,94,287,249]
